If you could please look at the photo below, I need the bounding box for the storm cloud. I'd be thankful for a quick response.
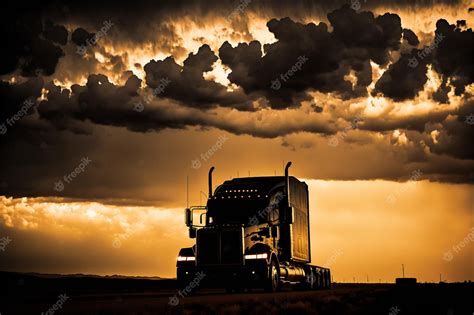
[1,0,473,202]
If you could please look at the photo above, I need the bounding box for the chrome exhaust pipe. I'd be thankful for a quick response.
[208,166,215,197]
[285,162,292,205]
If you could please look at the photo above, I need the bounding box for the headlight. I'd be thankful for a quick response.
[244,253,268,260]
[177,256,196,261]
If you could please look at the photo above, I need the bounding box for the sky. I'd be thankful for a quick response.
[0,0,473,281]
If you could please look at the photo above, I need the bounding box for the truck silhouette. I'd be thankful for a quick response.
[177,162,331,292]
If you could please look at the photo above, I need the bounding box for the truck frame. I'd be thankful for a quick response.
[176,162,331,292]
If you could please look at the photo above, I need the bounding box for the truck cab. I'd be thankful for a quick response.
[177,163,331,292]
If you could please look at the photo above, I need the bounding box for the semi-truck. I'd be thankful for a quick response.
[176,162,331,292]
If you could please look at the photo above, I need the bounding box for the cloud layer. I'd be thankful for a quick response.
[0,1,473,201]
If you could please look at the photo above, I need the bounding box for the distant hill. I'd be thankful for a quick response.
[0,271,165,280]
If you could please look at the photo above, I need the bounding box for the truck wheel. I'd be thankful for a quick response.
[264,260,280,292]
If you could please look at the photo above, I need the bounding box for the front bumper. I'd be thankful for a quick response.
[177,261,268,288]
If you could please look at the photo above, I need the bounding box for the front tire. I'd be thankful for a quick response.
[264,259,280,292]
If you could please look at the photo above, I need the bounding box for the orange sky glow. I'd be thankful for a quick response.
[1,179,472,282]
[0,1,473,284]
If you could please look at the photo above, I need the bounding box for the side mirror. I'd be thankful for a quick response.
[199,212,206,225]
[185,208,192,227]
[189,227,197,239]
[271,226,278,238]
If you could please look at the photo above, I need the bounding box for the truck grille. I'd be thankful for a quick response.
[221,230,242,264]
[197,228,243,266]
[198,232,219,265]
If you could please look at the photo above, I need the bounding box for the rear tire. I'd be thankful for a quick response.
[264,259,280,292]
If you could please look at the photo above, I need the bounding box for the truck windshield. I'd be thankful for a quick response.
[208,211,260,225]
[207,194,283,226]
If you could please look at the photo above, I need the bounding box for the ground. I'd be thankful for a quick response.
[0,272,472,314]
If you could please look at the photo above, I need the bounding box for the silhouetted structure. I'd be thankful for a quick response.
[396,278,417,285]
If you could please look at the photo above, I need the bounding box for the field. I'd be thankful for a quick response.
[0,272,472,314]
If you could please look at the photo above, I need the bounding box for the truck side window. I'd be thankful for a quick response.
[269,207,279,223]
[268,192,282,223]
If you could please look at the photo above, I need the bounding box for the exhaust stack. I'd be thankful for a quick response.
[285,161,292,205]
[208,166,215,198]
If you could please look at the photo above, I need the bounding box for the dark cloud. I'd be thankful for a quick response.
[71,27,95,46]
[144,45,250,109]
[219,5,404,108]
[374,18,473,101]
[42,20,68,45]
[33,71,333,138]
[373,49,431,101]
[34,0,465,29]
[360,109,448,134]
[432,19,474,95]
[0,0,473,202]
[0,10,66,76]
[432,77,451,104]
[402,29,419,46]
[219,20,346,109]
[0,78,43,124]
[426,100,474,160]
[328,7,402,65]
[312,104,323,113]
[38,74,153,133]
[36,81,91,135]
[21,38,65,77]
